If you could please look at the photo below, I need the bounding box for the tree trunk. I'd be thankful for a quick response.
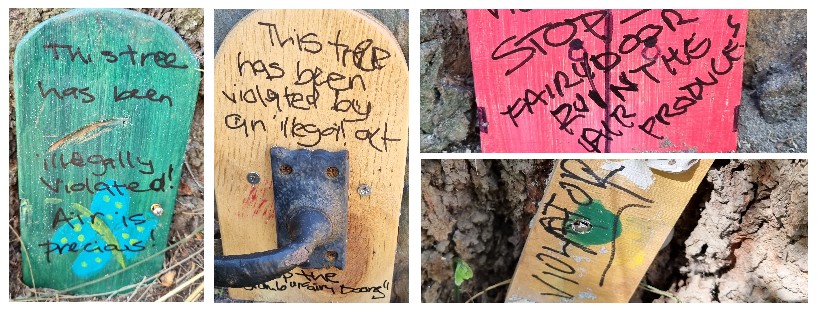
[421,159,808,303]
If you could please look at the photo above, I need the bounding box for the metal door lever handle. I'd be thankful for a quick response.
[214,148,348,288]
[214,209,332,287]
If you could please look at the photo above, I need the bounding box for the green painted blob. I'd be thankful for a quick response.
[565,200,622,246]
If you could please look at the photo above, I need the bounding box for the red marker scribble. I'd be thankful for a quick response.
[239,180,275,223]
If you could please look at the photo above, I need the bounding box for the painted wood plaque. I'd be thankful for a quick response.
[506,159,712,302]
[214,10,407,302]
[467,10,747,152]
[14,9,200,294]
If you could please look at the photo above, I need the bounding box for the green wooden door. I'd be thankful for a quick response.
[15,9,200,294]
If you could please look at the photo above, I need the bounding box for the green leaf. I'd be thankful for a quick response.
[454,258,473,286]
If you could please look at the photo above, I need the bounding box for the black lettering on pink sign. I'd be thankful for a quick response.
[467,9,747,152]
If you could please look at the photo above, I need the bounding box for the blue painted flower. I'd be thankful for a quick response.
[49,180,159,278]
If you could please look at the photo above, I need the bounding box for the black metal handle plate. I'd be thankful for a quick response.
[271,147,348,269]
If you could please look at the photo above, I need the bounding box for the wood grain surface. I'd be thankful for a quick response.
[468,10,747,153]
[214,9,408,302]
[507,159,713,302]
[14,9,200,294]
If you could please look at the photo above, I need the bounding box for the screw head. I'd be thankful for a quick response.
[326,167,339,178]
[278,164,293,175]
[571,219,592,234]
[357,184,371,196]
[326,250,338,262]
[151,204,164,216]
[247,172,260,184]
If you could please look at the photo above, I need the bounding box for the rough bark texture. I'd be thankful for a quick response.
[655,159,808,302]
[737,10,807,152]
[420,9,806,153]
[420,160,808,303]
[420,10,477,153]
[421,160,551,302]
[8,8,205,301]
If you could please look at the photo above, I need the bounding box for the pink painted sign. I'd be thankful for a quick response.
[468,9,747,152]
